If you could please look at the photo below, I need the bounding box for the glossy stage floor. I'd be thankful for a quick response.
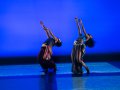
[0,62,120,90]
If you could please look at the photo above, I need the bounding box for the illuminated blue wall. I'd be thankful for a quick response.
[0,0,120,57]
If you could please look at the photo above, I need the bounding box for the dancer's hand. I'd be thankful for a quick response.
[75,17,78,20]
[40,21,48,31]
[75,17,79,24]
[40,21,44,26]
[75,17,79,22]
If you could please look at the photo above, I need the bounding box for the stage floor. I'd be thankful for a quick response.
[0,62,120,90]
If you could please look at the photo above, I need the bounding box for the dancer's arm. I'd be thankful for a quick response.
[79,19,90,41]
[79,19,87,36]
[75,17,82,36]
[48,29,57,40]
[40,21,50,38]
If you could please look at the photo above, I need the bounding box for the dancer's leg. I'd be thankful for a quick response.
[77,46,83,74]
[81,60,90,74]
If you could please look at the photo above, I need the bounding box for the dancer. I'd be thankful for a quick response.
[38,21,62,73]
[71,17,95,74]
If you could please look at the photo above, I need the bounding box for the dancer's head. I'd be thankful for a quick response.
[85,34,95,48]
[54,38,62,47]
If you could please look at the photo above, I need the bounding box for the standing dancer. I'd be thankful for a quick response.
[71,17,95,74]
[38,21,62,73]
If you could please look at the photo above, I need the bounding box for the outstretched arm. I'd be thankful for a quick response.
[44,29,50,38]
[48,29,57,40]
[79,19,91,41]
[40,21,50,38]
[79,19,87,36]
[75,17,82,36]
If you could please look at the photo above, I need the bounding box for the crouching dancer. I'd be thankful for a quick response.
[38,21,62,73]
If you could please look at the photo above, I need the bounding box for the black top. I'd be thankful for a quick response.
[43,38,55,47]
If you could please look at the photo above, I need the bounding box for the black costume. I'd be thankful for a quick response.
[38,38,57,72]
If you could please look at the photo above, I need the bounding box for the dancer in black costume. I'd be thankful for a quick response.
[71,17,95,74]
[38,21,62,73]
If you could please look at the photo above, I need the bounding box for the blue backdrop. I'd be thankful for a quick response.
[0,0,120,57]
